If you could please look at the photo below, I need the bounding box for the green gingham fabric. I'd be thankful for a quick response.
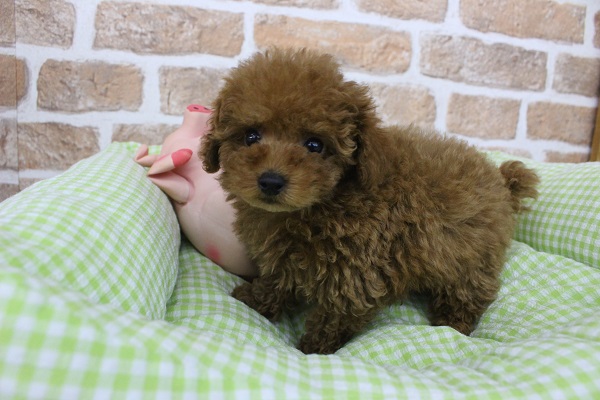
[1,142,599,399]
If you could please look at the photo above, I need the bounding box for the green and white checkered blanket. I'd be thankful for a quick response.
[1,142,599,398]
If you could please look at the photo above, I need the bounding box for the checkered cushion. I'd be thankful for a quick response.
[1,143,599,398]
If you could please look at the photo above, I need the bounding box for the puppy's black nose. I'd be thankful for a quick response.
[258,172,286,196]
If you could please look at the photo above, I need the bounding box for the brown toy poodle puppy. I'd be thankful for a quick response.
[200,48,539,355]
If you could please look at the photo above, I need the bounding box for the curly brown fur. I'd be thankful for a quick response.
[200,48,540,355]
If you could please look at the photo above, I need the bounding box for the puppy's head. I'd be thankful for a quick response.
[201,48,379,213]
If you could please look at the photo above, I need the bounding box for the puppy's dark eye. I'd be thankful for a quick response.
[304,137,324,153]
[245,129,261,146]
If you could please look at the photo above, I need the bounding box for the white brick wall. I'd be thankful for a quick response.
[1,0,599,199]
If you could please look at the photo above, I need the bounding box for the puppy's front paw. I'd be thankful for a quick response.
[231,282,282,321]
[431,316,474,336]
[298,333,339,355]
[232,282,258,308]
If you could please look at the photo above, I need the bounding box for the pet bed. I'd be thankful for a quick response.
[1,142,598,398]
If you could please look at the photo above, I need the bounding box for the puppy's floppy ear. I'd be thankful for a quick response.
[356,131,387,189]
[200,99,223,173]
[341,81,387,190]
[200,132,221,173]
[355,127,388,190]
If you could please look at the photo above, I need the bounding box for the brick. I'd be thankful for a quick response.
[0,184,20,202]
[16,58,27,104]
[0,119,18,169]
[235,0,338,8]
[19,178,44,190]
[545,151,589,163]
[160,67,225,115]
[553,54,600,97]
[94,2,243,56]
[369,84,436,128]
[527,102,595,146]
[357,0,447,22]
[461,0,584,43]
[112,124,179,145]
[37,60,143,113]
[0,0,15,45]
[15,0,75,48]
[254,15,411,74]
[420,34,547,91]
[0,55,27,108]
[595,11,600,48]
[18,123,99,170]
[447,94,520,139]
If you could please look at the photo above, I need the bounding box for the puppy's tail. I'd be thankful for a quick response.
[499,160,540,213]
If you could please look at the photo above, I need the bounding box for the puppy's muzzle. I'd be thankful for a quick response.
[258,172,287,196]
